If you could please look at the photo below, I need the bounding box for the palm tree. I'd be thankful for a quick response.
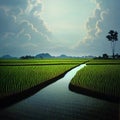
[106,30,118,59]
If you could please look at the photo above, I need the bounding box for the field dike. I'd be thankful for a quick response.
[69,84,119,103]
[0,64,80,109]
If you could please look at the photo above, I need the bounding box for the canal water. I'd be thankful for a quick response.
[0,64,119,120]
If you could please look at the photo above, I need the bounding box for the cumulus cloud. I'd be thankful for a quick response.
[82,1,106,42]
[0,0,52,56]
[75,0,120,56]
[24,33,31,41]
[0,0,120,57]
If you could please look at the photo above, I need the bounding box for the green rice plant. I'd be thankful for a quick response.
[71,65,120,97]
[87,59,120,65]
[0,65,75,98]
[0,58,88,98]
[0,59,88,66]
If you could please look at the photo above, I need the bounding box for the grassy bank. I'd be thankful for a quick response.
[70,60,120,102]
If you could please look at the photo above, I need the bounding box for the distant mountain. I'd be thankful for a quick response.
[1,53,96,59]
[57,54,74,58]
[57,54,96,59]
[35,53,53,58]
[0,55,17,59]
[35,53,71,59]
[58,54,68,58]
[35,53,95,59]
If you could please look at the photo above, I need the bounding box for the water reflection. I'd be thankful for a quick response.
[0,64,119,120]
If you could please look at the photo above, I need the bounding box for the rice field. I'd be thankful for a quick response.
[71,64,120,98]
[87,59,120,65]
[0,59,87,66]
[0,59,87,99]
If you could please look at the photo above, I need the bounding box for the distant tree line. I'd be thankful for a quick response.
[20,55,34,59]
[95,53,120,59]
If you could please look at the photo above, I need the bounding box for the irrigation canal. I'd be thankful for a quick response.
[0,64,119,120]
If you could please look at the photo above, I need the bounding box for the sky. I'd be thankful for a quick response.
[0,0,120,57]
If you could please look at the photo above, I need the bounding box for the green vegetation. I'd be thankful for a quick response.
[0,65,75,98]
[2,59,119,101]
[87,59,120,65]
[0,59,87,99]
[0,59,87,66]
[71,60,120,98]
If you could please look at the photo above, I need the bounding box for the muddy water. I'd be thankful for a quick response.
[0,64,119,120]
